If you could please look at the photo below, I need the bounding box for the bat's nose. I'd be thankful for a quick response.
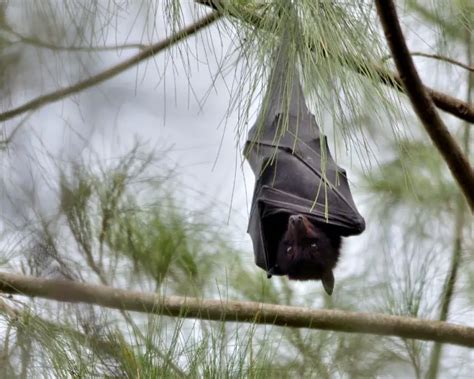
[289,215,304,225]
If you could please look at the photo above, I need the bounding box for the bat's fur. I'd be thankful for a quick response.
[276,214,342,294]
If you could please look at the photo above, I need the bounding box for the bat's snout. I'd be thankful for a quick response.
[288,214,317,239]
[289,214,304,226]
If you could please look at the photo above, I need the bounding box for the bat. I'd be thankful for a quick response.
[244,17,365,295]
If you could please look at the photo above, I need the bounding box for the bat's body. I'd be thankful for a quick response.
[244,5,365,295]
[275,214,341,294]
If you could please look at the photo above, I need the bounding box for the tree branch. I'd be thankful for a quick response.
[410,52,473,73]
[0,11,222,123]
[383,52,474,72]
[195,0,474,123]
[1,22,149,52]
[342,55,474,124]
[374,1,474,211]
[0,271,473,348]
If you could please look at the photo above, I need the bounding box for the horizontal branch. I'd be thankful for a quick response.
[0,11,222,123]
[195,0,474,123]
[0,271,473,348]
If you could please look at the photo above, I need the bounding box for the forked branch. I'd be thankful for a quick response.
[375,1,474,211]
[195,0,474,123]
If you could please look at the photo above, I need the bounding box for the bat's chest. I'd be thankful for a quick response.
[262,152,326,205]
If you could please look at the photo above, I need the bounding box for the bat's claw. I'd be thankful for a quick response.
[267,265,279,278]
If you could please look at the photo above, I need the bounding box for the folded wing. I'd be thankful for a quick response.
[244,31,365,276]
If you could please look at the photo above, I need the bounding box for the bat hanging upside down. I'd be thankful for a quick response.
[275,214,342,295]
[244,12,365,296]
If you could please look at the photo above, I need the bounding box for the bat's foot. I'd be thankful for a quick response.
[267,265,279,278]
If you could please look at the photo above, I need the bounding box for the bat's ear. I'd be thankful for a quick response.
[321,270,335,295]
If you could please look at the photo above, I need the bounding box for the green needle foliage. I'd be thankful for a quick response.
[56,146,230,296]
[407,0,473,44]
[221,0,400,156]
[364,140,460,212]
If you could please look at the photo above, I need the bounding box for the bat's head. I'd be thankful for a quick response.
[276,214,342,295]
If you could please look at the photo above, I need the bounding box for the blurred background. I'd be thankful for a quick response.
[0,1,472,377]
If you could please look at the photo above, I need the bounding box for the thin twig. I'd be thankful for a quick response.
[3,26,148,52]
[0,271,473,348]
[0,112,33,146]
[374,1,474,211]
[195,0,474,123]
[382,51,474,72]
[410,52,473,72]
[0,11,222,123]
[18,38,148,52]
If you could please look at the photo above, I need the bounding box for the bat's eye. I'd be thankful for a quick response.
[310,243,317,249]
[286,246,292,254]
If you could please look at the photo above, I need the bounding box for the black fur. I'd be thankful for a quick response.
[276,214,342,294]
